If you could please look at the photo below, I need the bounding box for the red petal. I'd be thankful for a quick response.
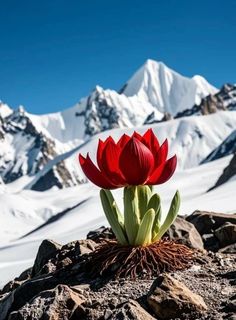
[117,134,130,148]
[146,161,166,185]
[132,131,143,141]
[79,154,118,189]
[155,139,168,168]
[100,139,126,185]
[142,128,160,155]
[97,136,115,170]
[153,155,177,185]
[119,137,154,185]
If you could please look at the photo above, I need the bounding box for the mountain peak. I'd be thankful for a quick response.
[0,102,13,119]
[120,59,217,115]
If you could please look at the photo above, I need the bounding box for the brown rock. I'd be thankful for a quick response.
[147,273,208,319]
[8,284,85,320]
[166,216,204,250]
[186,211,236,235]
[215,222,236,248]
[109,300,155,320]
[60,239,97,256]
[32,239,62,276]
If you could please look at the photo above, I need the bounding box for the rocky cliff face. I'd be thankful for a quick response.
[175,83,236,118]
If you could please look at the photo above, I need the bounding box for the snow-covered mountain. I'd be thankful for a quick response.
[0,59,219,189]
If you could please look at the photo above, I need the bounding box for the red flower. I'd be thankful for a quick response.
[79,129,177,189]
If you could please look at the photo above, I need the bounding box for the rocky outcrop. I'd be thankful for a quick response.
[176,83,236,118]
[0,211,236,320]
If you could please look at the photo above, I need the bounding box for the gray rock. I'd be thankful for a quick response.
[166,216,204,250]
[109,300,155,320]
[186,211,236,235]
[147,273,208,319]
[8,284,85,320]
[215,222,236,248]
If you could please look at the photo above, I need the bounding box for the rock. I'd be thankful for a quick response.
[0,268,32,295]
[147,273,208,319]
[202,233,220,251]
[215,222,236,248]
[32,239,62,276]
[219,243,236,253]
[87,226,115,243]
[8,284,85,320]
[165,216,204,250]
[109,300,155,320]
[186,211,236,235]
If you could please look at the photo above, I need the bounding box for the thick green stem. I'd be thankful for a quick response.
[123,186,140,245]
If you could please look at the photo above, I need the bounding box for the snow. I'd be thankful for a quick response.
[0,102,12,118]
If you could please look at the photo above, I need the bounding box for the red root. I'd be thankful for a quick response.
[86,239,193,279]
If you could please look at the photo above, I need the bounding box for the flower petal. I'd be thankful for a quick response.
[146,161,166,185]
[142,128,160,155]
[100,139,126,185]
[97,136,115,170]
[117,134,130,148]
[119,137,154,185]
[153,155,177,185]
[155,139,168,168]
[132,131,143,141]
[79,153,118,189]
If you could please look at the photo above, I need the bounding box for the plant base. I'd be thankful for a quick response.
[86,239,193,279]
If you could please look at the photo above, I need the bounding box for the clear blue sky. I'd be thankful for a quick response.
[0,0,235,114]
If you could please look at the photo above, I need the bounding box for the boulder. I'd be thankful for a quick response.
[109,300,155,320]
[166,216,204,250]
[147,273,208,319]
[186,211,236,235]
[8,284,85,320]
[215,222,236,248]
[32,239,62,276]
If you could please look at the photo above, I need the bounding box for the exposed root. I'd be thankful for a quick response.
[86,238,193,279]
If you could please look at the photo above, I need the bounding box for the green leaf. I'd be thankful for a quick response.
[137,185,152,219]
[100,189,128,245]
[135,208,155,246]
[124,186,140,245]
[103,189,124,227]
[153,190,180,242]
[147,193,161,238]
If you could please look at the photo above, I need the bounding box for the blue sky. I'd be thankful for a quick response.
[0,0,235,114]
